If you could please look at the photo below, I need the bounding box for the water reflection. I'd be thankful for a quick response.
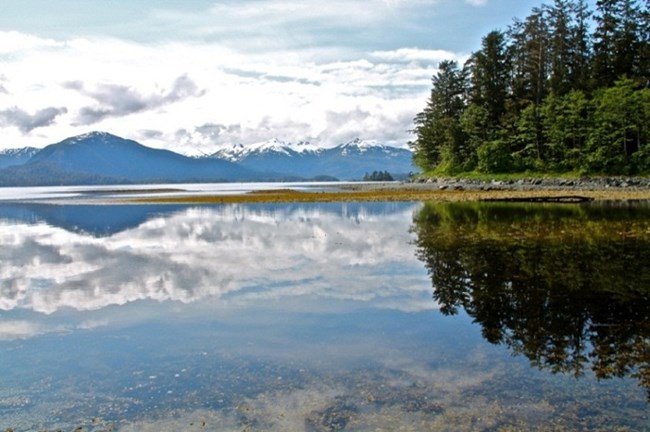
[1,201,648,430]
[413,202,650,398]
[0,202,428,320]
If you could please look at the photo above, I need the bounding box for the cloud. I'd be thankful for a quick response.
[138,129,164,140]
[371,48,465,64]
[320,108,373,144]
[0,204,431,316]
[176,118,315,154]
[0,320,43,340]
[0,0,538,152]
[0,28,451,152]
[0,106,68,133]
[315,106,416,147]
[0,31,63,54]
[67,75,205,125]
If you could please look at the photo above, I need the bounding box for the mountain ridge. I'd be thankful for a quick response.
[0,146,40,169]
[0,132,416,186]
[208,137,414,180]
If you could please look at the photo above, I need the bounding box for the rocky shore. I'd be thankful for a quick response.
[407,176,650,191]
[67,177,649,205]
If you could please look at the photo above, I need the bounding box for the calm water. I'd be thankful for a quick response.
[0,199,649,431]
[0,182,355,202]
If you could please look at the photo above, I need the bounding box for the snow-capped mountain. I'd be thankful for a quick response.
[0,147,39,169]
[0,133,416,185]
[0,132,258,186]
[338,138,404,156]
[208,138,416,180]
[212,138,321,162]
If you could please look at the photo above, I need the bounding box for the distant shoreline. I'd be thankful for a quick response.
[119,179,650,204]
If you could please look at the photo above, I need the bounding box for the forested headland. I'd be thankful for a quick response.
[410,0,650,176]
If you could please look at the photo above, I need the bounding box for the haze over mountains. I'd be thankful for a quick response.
[0,132,415,186]
[0,147,39,169]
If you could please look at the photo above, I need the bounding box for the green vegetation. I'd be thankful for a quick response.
[410,0,650,176]
[362,170,394,181]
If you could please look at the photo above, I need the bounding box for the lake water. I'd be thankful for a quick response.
[0,182,352,202]
[0,194,649,430]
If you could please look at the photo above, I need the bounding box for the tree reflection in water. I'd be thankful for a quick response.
[412,202,650,399]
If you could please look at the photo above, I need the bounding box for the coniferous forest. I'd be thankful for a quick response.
[410,0,650,175]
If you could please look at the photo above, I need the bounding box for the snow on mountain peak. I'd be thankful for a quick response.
[0,147,38,157]
[290,140,319,154]
[66,131,116,145]
[254,138,291,154]
[209,137,410,162]
[212,139,321,161]
[339,138,386,155]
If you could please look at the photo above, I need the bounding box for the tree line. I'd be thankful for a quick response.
[410,0,650,175]
[363,170,394,181]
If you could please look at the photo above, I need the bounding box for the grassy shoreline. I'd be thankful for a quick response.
[122,185,650,205]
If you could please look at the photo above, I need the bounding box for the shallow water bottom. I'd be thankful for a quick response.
[1,310,646,432]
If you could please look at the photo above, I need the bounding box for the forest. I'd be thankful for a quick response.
[410,0,650,175]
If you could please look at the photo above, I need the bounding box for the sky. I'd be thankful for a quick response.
[0,0,552,155]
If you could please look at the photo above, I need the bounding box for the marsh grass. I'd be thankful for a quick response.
[123,187,650,205]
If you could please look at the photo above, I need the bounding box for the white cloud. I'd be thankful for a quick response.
[0,30,450,153]
[0,0,490,153]
[0,204,432,317]
[0,31,63,54]
[0,320,43,340]
[0,0,545,151]
[371,48,465,63]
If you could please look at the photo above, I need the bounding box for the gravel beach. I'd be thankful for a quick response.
[119,177,650,204]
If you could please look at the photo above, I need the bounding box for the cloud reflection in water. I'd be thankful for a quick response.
[0,203,431,322]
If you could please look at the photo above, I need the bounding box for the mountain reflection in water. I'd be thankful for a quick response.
[413,202,650,398]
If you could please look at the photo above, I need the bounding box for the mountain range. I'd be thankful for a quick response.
[0,147,39,169]
[209,137,414,180]
[0,132,415,186]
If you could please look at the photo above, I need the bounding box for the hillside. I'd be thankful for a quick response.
[0,132,415,186]
[0,147,39,169]
[210,138,415,180]
[0,132,257,186]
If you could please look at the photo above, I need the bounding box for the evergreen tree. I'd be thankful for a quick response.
[410,0,650,176]
[541,90,592,170]
[548,1,571,95]
[593,0,622,87]
[639,0,650,86]
[506,8,551,167]
[459,104,490,170]
[363,170,394,181]
[567,0,593,91]
[409,60,467,171]
[467,31,511,130]
[587,78,649,173]
[548,0,591,95]
[593,0,643,87]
